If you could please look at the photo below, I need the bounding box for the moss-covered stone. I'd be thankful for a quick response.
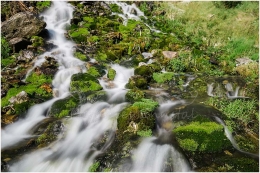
[48,95,79,118]
[125,89,145,103]
[173,121,231,153]
[30,36,44,48]
[70,73,103,93]
[134,65,152,77]
[107,68,116,80]
[117,99,158,140]
[126,75,148,89]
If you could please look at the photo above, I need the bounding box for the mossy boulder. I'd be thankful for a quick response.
[107,68,116,80]
[125,89,145,103]
[117,99,158,140]
[85,91,107,103]
[36,120,63,148]
[70,73,103,93]
[134,65,152,77]
[48,95,79,118]
[173,121,231,153]
[126,75,148,89]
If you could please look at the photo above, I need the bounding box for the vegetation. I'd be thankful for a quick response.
[36,1,51,12]
[173,120,231,153]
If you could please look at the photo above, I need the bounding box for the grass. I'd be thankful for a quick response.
[159,1,258,62]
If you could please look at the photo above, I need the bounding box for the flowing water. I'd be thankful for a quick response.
[2,1,258,172]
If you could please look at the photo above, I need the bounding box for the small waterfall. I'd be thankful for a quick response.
[2,1,85,150]
[129,100,191,172]
[10,102,128,172]
[99,64,134,103]
[214,116,259,159]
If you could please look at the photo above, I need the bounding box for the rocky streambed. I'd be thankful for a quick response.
[1,1,259,172]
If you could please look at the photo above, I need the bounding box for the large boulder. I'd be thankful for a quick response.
[1,12,46,40]
[1,12,46,52]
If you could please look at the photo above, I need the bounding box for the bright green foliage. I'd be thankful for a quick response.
[70,73,102,93]
[69,28,89,42]
[95,52,108,62]
[30,36,44,48]
[1,73,53,107]
[137,129,152,137]
[173,121,231,153]
[88,36,100,43]
[125,89,145,103]
[88,161,100,172]
[132,98,159,113]
[107,68,116,80]
[74,52,87,61]
[36,1,51,12]
[88,67,101,78]
[153,72,174,83]
[1,56,15,68]
[1,37,11,59]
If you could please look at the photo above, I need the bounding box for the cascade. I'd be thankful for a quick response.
[3,1,258,172]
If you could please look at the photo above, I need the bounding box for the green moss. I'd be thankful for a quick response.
[70,73,103,93]
[117,99,157,139]
[88,67,102,78]
[95,52,108,62]
[74,52,88,61]
[1,36,11,59]
[107,68,116,80]
[1,56,15,68]
[36,1,51,12]
[88,161,100,172]
[134,65,152,77]
[152,72,175,83]
[30,36,44,48]
[109,4,122,13]
[126,76,148,89]
[174,121,231,153]
[49,95,79,118]
[132,98,159,114]
[125,89,145,103]
[69,28,89,43]
[137,129,152,137]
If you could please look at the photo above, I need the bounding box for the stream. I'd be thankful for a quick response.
[1,1,258,172]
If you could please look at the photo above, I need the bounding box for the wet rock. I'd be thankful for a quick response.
[17,50,35,63]
[162,51,178,59]
[1,12,46,41]
[8,91,28,104]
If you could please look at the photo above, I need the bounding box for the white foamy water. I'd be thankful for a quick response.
[10,102,128,172]
[99,64,134,103]
[130,137,190,172]
[2,1,85,150]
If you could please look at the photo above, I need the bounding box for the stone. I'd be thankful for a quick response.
[235,57,253,67]
[141,52,153,59]
[17,50,35,62]
[8,91,29,104]
[162,51,178,59]
[1,12,46,40]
